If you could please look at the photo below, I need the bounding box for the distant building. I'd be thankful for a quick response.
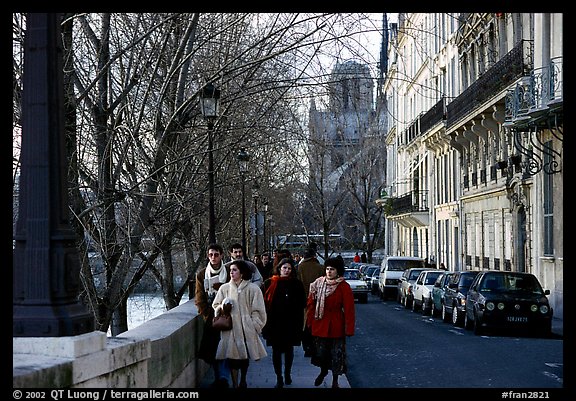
[308,60,386,248]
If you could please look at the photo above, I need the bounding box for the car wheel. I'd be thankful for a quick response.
[441,304,449,323]
[430,303,436,317]
[411,297,418,312]
[361,294,368,304]
[452,305,460,326]
[396,291,401,303]
[421,299,428,315]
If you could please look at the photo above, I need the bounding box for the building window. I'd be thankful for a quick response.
[543,140,554,256]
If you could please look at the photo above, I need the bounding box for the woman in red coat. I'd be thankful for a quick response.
[262,258,306,388]
[306,256,355,388]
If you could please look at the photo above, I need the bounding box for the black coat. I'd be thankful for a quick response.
[262,277,306,347]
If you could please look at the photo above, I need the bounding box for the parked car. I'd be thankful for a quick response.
[464,271,553,336]
[343,268,369,303]
[442,270,480,326]
[369,267,380,294]
[362,265,379,283]
[411,269,443,315]
[379,256,426,300]
[431,272,454,318]
[397,267,428,308]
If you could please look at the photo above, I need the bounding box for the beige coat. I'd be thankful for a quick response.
[212,279,268,361]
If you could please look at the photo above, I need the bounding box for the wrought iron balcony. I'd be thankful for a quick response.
[504,56,563,124]
[400,97,446,146]
[420,97,446,135]
[447,40,532,129]
[386,190,429,216]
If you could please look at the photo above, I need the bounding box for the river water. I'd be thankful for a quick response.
[107,293,183,335]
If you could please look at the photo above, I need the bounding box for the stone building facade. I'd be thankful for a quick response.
[379,13,563,318]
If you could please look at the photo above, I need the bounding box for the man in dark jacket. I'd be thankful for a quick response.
[296,247,325,356]
[195,243,231,388]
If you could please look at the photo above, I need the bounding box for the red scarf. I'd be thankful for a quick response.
[264,275,290,306]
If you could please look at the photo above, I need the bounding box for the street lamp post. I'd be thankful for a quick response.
[200,82,220,245]
[252,181,260,256]
[262,198,268,253]
[237,148,250,254]
[269,215,275,250]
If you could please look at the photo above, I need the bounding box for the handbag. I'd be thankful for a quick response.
[212,311,233,331]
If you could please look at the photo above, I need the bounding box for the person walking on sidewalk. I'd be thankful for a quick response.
[225,242,264,289]
[262,258,307,388]
[212,259,268,388]
[297,247,325,357]
[306,256,355,388]
[195,243,231,388]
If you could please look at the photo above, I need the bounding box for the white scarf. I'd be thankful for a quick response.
[204,262,228,297]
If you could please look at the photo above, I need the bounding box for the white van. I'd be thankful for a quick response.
[378,256,426,300]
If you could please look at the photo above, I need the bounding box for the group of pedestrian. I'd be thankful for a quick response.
[194,242,356,389]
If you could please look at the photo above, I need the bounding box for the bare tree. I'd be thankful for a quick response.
[13,12,386,334]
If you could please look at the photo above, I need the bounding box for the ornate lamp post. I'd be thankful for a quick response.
[237,148,250,254]
[200,82,220,244]
[13,13,94,336]
[252,181,260,256]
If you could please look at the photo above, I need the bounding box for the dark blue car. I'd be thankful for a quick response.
[464,271,553,336]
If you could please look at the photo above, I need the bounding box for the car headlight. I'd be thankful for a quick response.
[530,304,538,312]
[497,303,505,310]
[539,305,549,314]
[486,302,495,311]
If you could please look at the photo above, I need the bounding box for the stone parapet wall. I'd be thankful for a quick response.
[13,300,210,388]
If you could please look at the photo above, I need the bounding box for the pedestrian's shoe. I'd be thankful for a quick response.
[314,372,326,386]
[239,380,247,388]
[284,373,292,385]
[275,375,284,388]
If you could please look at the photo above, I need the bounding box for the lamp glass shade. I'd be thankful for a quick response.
[200,83,220,119]
[237,148,250,174]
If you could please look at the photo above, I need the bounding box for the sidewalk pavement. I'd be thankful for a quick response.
[199,344,350,389]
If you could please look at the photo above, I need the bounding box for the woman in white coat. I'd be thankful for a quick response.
[212,259,267,388]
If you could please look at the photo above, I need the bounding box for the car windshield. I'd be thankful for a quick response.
[388,259,424,271]
[425,272,442,285]
[408,270,422,280]
[459,275,476,288]
[344,270,360,280]
[480,273,544,294]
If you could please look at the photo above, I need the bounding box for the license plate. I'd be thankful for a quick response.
[506,316,528,323]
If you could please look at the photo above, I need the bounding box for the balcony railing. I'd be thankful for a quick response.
[398,96,447,147]
[505,56,563,122]
[447,40,532,128]
[387,190,429,216]
[420,97,446,135]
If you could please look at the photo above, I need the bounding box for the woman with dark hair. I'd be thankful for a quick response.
[213,259,268,388]
[262,258,306,388]
[306,256,355,388]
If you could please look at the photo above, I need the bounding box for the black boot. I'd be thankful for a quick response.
[314,368,328,386]
[275,375,284,388]
[332,373,339,388]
